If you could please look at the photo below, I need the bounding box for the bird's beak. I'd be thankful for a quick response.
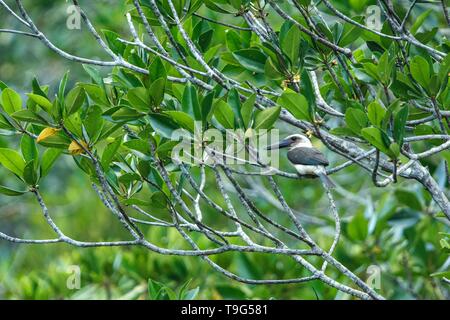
[266,139,290,150]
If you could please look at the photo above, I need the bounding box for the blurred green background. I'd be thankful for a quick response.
[0,0,449,300]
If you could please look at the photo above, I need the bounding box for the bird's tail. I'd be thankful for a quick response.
[318,173,336,189]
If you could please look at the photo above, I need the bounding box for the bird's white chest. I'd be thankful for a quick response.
[294,165,322,175]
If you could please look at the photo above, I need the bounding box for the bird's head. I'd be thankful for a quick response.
[266,134,312,150]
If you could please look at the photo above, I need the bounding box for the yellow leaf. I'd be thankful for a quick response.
[37,127,59,143]
[68,140,88,156]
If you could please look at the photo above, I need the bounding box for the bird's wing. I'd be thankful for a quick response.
[287,147,329,166]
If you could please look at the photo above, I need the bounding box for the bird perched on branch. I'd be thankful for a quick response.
[267,134,335,188]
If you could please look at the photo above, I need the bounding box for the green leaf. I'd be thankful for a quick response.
[241,94,256,128]
[393,106,409,145]
[124,139,150,155]
[101,138,122,170]
[201,91,214,126]
[0,185,27,196]
[361,127,391,154]
[281,25,302,67]
[329,127,359,137]
[213,100,235,129]
[151,191,168,208]
[98,123,122,141]
[182,84,201,121]
[410,56,431,89]
[377,51,393,85]
[347,212,368,242]
[204,0,233,14]
[278,90,310,121]
[149,78,166,107]
[40,148,62,178]
[367,102,386,127]
[389,142,400,158]
[80,83,109,106]
[164,111,195,132]
[440,239,450,252]
[438,54,450,91]
[65,86,86,116]
[27,93,53,113]
[102,29,126,55]
[254,106,281,130]
[192,20,213,52]
[63,112,82,137]
[0,81,7,91]
[127,87,150,112]
[299,69,316,109]
[31,77,49,99]
[38,134,71,150]
[82,65,103,86]
[430,271,450,278]
[21,135,38,163]
[111,107,145,122]
[149,57,167,82]
[23,160,39,185]
[226,30,243,51]
[232,49,267,73]
[149,114,180,139]
[148,278,165,300]
[74,156,95,176]
[429,74,441,97]
[227,88,243,128]
[11,110,49,125]
[1,88,22,114]
[411,9,432,35]
[58,71,70,107]
[297,0,311,5]
[264,58,284,80]
[339,18,363,46]
[362,62,380,82]
[382,99,402,130]
[0,148,26,177]
[395,189,423,211]
[84,105,104,143]
[345,108,369,135]
[0,113,14,130]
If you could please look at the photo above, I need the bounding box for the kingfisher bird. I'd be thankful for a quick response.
[267,134,335,188]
